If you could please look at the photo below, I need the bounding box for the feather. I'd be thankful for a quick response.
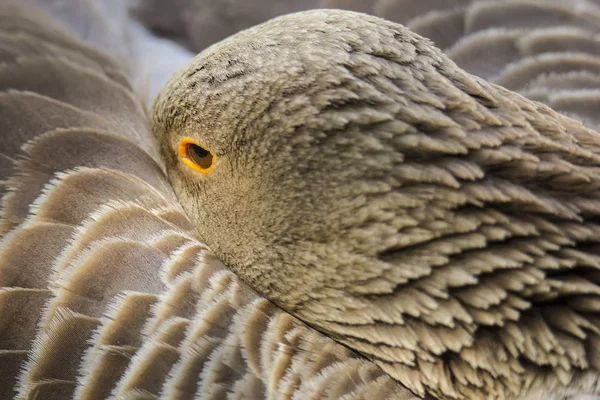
[150,8,600,399]
[0,4,418,400]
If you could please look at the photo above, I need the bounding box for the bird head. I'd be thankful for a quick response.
[151,9,446,313]
[151,9,600,399]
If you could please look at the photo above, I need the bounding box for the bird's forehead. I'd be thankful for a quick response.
[155,9,426,168]
[178,9,411,85]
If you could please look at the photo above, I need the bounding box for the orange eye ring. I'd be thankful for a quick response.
[178,138,215,174]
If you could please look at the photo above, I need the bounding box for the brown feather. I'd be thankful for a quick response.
[151,9,600,399]
[0,4,418,400]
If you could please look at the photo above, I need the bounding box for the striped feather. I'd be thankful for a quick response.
[0,4,415,400]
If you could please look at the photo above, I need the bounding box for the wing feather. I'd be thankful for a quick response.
[0,4,416,399]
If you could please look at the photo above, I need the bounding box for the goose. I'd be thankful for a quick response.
[1,1,600,400]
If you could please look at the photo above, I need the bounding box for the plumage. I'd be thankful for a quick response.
[0,3,418,400]
[152,7,600,400]
[2,1,600,400]
[133,0,600,125]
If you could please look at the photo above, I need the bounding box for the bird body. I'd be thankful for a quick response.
[0,4,415,400]
[1,1,600,399]
[153,9,600,400]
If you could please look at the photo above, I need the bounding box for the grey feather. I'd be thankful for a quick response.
[3,1,600,400]
[152,9,600,399]
[407,8,466,51]
[0,3,417,400]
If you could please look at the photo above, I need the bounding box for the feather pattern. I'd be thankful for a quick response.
[2,1,600,400]
[133,0,600,130]
[0,4,415,400]
[150,7,600,400]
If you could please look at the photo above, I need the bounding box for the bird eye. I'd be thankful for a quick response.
[178,138,215,174]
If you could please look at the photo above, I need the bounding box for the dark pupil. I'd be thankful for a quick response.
[190,144,209,158]
[187,144,213,169]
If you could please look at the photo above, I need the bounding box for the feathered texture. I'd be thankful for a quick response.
[0,4,415,400]
[3,1,600,400]
[134,0,600,130]
[153,9,600,400]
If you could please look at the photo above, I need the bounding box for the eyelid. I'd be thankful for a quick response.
[178,137,216,174]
